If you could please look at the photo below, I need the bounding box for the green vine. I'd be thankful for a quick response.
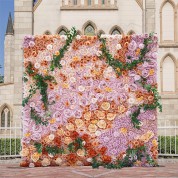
[46,146,65,156]
[50,27,77,71]
[34,142,42,154]
[68,138,84,153]
[99,33,162,129]
[31,108,48,126]
[91,145,158,169]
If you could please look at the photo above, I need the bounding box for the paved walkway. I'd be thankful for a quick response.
[0,160,178,178]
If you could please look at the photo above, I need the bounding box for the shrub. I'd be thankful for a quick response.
[0,138,21,156]
[158,136,178,154]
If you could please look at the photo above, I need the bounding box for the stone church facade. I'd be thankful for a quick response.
[0,0,178,129]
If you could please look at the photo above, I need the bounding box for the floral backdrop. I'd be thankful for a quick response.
[20,28,161,168]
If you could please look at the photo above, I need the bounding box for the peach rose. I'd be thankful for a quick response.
[88,124,98,133]
[95,110,105,120]
[84,111,92,120]
[31,152,40,163]
[55,157,63,165]
[75,119,84,128]
[64,137,73,145]
[107,113,116,121]
[76,149,85,157]
[20,148,29,157]
[101,102,110,111]
[41,158,50,167]
[97,120,106,129]
[57,128,64,136]
[66,123,75,131]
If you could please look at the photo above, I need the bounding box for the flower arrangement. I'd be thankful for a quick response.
[21,28,161,168]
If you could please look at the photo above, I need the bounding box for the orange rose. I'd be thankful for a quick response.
[102,155,112,164]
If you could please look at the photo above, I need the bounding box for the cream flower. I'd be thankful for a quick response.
[55,158,63,165]
[42,158,50,167]
[152,139,158,146]
[20,148,29,157]
[87,158,92,162]
[119,127,128,134]
[101,102,110,111]
[97,120,106,129]
[91,97,98,104]
[95,130,102,137]
[107,113,116,121]
[34,62,40,69]
[66,123,75,131]
[75,119,84,128]
[47,44,53,50]
[70,77,76,83]
[88,124,98,133]
[31,152,40,162]
[29,163,35,168]
[77,149,85,157]
[64,137,73,145]
[76,35,81,40]
[78,85,85,92]
[116,44,122,50]
[49,134,55,141]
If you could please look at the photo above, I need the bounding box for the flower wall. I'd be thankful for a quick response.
[21,28,161,168]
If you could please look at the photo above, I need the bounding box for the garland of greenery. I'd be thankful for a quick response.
[91,145,158,169]
[50,27,77,71]
[31,108,48,126]
[68,138,85,153]
[98,33,162,129]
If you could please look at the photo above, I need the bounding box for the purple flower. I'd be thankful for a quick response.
[128,40,137,51]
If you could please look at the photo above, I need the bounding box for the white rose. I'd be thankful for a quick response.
[107,66,113,73]
[76,35,81,40]
[60,60,66,66]
[48,153,54,158]
[47,44,53,50]
[55,158,63,165]
[95,130,101,137]
[96,50,102,57]
[34,62,40,69]
[29,163,35,168]
[30,102,36,108]
[60,35,67,41]
[70,77,76,83]
[45,55,52,61]
[49,134,55,141]
[78,85,85,92]
[91,97,97,104]
[87,158,92,163]
[116,44,122,50]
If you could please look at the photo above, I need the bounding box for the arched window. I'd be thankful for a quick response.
[73,0,77,5]
[58,29,67,35]
[127,30,135,35]
[1,107,10,127]
[161,1,175,41]
[162,56,175,92]
[97,30,105,36]
[84,25,95,36]
[111,29,121,35]
[88,0,91,5]
[102,0,105,5]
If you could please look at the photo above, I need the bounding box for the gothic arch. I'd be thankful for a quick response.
[44,30,51,35]
[109,25,124,35]
[56,26,68,35]
[82,20,97,35]
[97,30,105,36]
[160,0,177,43]
[127,30,135,35]
[160,53,178,92]
[0,103,13,127]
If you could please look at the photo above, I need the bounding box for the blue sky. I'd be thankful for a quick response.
[0,0,14,75]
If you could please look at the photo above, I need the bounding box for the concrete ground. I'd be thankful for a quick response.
[0,159,178,178]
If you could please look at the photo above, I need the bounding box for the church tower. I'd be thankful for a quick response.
[13,0,33,123]
[4,13,14,83]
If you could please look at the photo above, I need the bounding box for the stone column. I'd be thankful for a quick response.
[13,0,33,124]
[145,0,155,33]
